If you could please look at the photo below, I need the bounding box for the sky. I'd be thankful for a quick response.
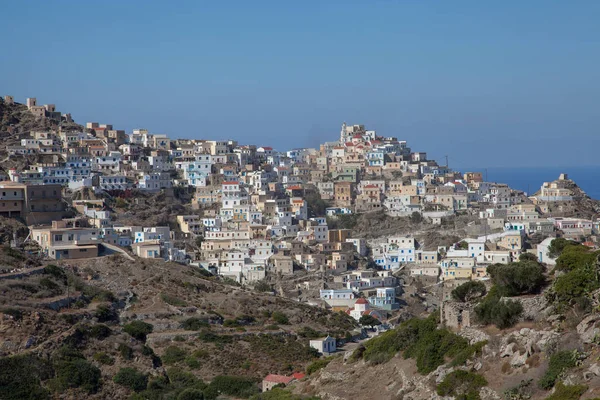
[2,1,600,167]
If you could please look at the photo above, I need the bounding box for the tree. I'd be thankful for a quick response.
[123,320,154,341]
[456,241,469,250]
[487,261,545,296]
[547,238,572,259]
[113,368,148,392]
[519,252,538,262]
[359,314,381,327]
[474,289,523,329]
[451,281,486,302]
[410,212,423,224]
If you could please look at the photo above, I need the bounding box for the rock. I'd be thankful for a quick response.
[588,363,600,377]
[501,342,517,358]
[458,327,490,345]
[511,351,528,367]
[577,314,600,344]
[474,362,483,371]
[24,336,35,349]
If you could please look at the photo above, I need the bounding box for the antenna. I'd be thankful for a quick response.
[445,155,449,168]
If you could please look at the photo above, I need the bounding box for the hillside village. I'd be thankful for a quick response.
[2,94,600,399]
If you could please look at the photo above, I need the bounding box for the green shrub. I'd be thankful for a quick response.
[123,320,154,341]
[359,314,381,327]
[162,346,187,365]
[265,324,280,330]
[118,343,134,360]
[185,356,201,369]
[437,370,487,400]
[547,238,573,258]
[297,326,322,338]
[545,382,587,400]
[539,350,579,390]
[451,281,486,302]
[272,311,289,325]
[181,317,209,331]
[474,288,523,329]
[89,324,112,340]
[39,277,61,292]
[54,358,101,393]
[93,352,114,365]
[95,304,117,322]
[0,354,53,400]
[306,359,331,375]
[178,388,205,400]
[161,293,187,306]
[450,341,488,367]
[205,375,258,399]
[1,308,23,320]
[113,367,148,392]
[553,266,600,304]
[44,264,66,281]
[192,349,209,359]
[487,262,545,296]
[250,388,321,399]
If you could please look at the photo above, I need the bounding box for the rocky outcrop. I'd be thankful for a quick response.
[499,328,560,367]
[577,314,600,344]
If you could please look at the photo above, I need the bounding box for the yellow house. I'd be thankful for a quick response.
[442,266,473,281]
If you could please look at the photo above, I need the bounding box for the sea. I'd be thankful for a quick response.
[456,166,600,200]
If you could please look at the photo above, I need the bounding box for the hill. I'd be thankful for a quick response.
[0,251,357,399]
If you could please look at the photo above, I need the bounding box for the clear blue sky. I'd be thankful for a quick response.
[2,1,599,167]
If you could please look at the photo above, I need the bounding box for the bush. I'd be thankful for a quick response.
[306,359,331,375]
[553,263,600,304]
[474,288,523,329]
[162,346,187,365]
[205,375,258,399]
[359,314,381,327]
[95,304,117,322]
[555,245,598,272]
[178,388,205,400]
[123,320,154,341]
[254,280,272,293]
[161,293,187,306]
[538,350,579,390]
[113,367,148,392]
[89,324,112,340]
[450,341,488,367]
[451,281,486,302]
[54,358,101,394]
[181,317,209,331]
[436,370,487,400]
[271,311,289,325]
[547,238,572,258]
[545,382,587,400]
[362,314,470,373]
[44,264,66,281]
[250,388,320,400]
[487,262,545,296]
[118,343,134,360]
[93,352,114,365]
[1,308,23,320]
[39,277,61,293]
[519,252,538,262]
[0,354,53,400]
[185,356,201,369]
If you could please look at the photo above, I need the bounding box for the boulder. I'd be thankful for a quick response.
[501,342,517,358]
[577,314,600,344]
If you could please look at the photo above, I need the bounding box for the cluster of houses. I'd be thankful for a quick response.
[2,95,598,327]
